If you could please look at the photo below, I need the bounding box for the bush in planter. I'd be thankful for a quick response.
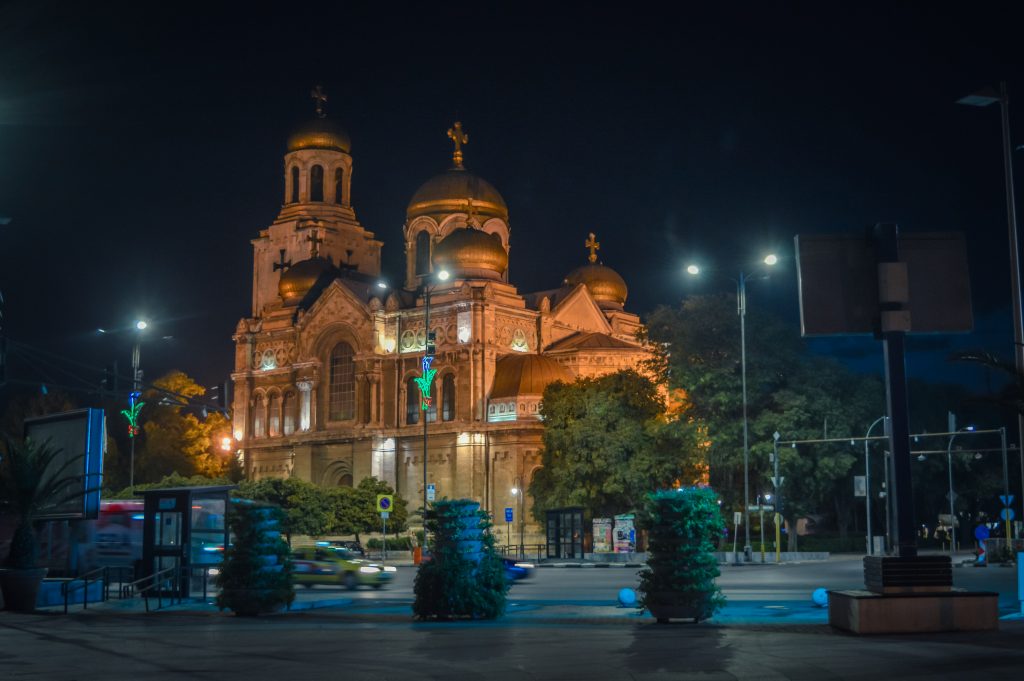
[216,499,294,616]
[637,487,726,623]
[0,436,95,611]
[412,499,508,620]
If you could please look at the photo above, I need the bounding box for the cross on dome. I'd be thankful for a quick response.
[447,121,468,168]
[585,232,601,263]
[464,197,480,228]
[307,229,324,258]
[311,85,327,118]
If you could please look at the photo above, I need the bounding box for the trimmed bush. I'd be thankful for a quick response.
[637,488,725,622]
[367,536,413,551]
[413,499,508,620]
[216,499,294,616]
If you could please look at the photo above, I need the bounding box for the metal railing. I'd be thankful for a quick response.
[61,566,110,614]
[122,566,183,612]
[500,544,545,562]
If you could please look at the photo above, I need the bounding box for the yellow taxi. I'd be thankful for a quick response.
[291,546,397,590]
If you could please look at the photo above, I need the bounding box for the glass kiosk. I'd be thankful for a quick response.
[140,485,234,598]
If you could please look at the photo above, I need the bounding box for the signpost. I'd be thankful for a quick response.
[505,507,513,547]
[732,511,742,564]
[426,483,436,502]
[377,495,393,562]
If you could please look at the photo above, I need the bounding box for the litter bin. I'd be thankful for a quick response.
[412,546,422,565]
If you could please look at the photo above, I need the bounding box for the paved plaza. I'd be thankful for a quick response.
[2,555,1022,680]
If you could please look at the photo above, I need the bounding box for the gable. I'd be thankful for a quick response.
[295,280,374,357]
[549,284,612,335]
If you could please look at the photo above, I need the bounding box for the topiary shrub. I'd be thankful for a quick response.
[637,487,726,623]
[412,499,508,620]
[216,499,294,616]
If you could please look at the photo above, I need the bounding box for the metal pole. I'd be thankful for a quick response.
[130,339,140,491]
[773,433,781,562]
[1002,427,1012,542]
[997,84,1024,484]
[739,272,751,559]
[422,288,430,535]
[864,416,885,555]
[759,501,765,563]
[884,449,892,553]
[947,432,958,555]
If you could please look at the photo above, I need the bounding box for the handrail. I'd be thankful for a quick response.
[123,566,181,612]
[62,566,109,614]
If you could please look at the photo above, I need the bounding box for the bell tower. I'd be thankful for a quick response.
[250,87,383,316]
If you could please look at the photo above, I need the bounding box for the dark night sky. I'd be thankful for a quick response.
[1,2,1023,397]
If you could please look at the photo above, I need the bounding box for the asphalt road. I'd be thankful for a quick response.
[297,553,1022,613]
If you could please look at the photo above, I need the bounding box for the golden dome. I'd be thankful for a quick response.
[407,168,508,221]
[490,354,573,399]
[432,227,508,280]
[278,257,337,305]
[564,263,628,310]
[287,117,352,154]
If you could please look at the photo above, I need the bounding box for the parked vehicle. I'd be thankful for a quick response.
[292,546,395,589]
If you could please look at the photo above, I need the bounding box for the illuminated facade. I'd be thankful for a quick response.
[231,96,649,541]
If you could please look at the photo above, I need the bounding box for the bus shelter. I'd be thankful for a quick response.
[140,485,234,597]
[546,507,585,559]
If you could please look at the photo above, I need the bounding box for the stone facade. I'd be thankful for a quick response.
[231,110,650,543]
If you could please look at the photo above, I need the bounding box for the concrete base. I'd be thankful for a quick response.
[828,589,998,634]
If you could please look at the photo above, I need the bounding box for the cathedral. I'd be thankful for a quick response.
[231,93,650,542]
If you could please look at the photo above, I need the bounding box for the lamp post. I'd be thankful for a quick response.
[511,477,524,558]
[687,254,777,560]
[945,426,975,554]
[863,416,888,555]
[129,319,147,491]
[418,270,450,530]
[958,84,1024,484]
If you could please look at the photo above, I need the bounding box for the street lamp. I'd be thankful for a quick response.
[129,319,148,491]
[863,416,888,555]
[511,477,524,558]
[958,83,1024,477]
[418,269,450,531]
[687,253,778,560]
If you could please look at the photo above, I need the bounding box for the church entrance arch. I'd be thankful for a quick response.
[321,461,353,487]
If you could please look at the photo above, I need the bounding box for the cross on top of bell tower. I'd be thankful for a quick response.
[447,121,468,168]
[585,232,601,264]
[311,85,327,118]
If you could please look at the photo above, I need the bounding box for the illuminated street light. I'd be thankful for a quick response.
[377,281,388,289]
[687,254,778,561]
[437,269,451,281]
[220,436,233,452]
[135,320,148,330]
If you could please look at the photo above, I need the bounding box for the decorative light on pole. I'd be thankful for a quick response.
[123,319,148,491]
[686,253,778,561]
[418,269,450,530]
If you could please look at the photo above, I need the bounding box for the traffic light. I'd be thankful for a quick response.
[426,331,436,355]
[101,362,119,396]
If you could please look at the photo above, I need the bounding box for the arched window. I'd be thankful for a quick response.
[334,168,344,204]
[406,377,420,425]
[442,373,455,421]
[328,342,355,421]
[290,167,299,203]
[282,391,298,435]
[415,231,431,275]
[252,395,265,438]
[267,393,280,437]
[310,165,324,202]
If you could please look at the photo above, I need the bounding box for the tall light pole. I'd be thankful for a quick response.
[688,253,777,560]
[511,477,524,558]
[958,83,1024,477]
[863,416,887,555]
[417,270,449,531]
[128,319,148,491]
[945,425,975,554]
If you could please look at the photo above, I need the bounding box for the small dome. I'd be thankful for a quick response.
[564,263,628,310]
[278,257,337,305]
[287,117,352,154]
[407,168,508,221]
[433,227,508,280]
[490,354,573,399]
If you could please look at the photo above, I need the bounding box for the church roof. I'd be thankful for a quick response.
[490,353,573,399]
[545,332,641,352]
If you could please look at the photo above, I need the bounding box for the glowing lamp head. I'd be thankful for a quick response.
[686,264,700,275]
[220,437,232,452]
[135,320,148,331]
[764,254,778,266]
[437,269,451,281]
[377,281,388,289]
[511,487,520,496]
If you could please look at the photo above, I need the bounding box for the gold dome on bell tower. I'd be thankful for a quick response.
[563,232,628,310]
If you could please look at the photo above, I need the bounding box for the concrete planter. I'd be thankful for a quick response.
[0,567,48,612]
[645,592,710,623]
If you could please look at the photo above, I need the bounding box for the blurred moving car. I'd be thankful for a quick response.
[292,546,396,589]
[316,540,365,557]
[420,551,533,583]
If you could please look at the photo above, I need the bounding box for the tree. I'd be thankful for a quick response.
[529,370,706,521]
[332,477,409,540]
[234,478,334,544]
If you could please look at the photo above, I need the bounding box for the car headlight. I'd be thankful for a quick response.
[514,563,535,569]
[359,566,380,574]
[383,566,397,572]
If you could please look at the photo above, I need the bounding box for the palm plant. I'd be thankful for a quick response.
[950,350,1024,414]
[0,436,92,569]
